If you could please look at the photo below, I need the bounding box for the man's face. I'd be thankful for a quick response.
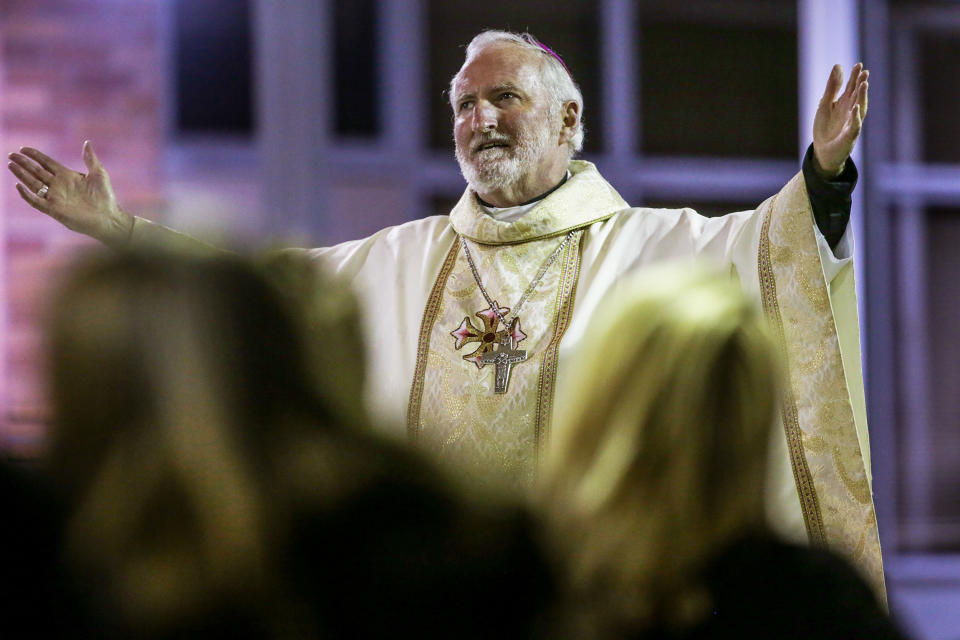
[452,44,561,195]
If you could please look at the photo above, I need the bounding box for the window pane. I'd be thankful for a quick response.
[334,0,379,137]
[905,207,960,551]
[175,0,254,135]
[637,2,797,158]
[919,35,960,163]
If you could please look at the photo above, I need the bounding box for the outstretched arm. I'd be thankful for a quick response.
[812,63,869,179]
[7,141,134,248]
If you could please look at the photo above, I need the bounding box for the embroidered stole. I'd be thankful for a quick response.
[759,173,886,601]
[407,231,582,493]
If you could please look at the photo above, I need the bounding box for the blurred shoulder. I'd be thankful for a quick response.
[698,535,908,640]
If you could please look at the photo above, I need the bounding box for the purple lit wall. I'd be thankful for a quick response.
[0,0,165,452]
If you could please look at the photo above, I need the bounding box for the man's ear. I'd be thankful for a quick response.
[559,100,580,144]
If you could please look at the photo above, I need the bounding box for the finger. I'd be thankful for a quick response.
[837,71,870,116]
[842,103,863,140]
[8,152,54,184]
[842,62,863,100]
[15,182,52,214]
[835,63,862,111]
[820,64,843,106]
[858,81,869,119]
[842,84,865,123]
[83,140,102,172]
[852,69,868,100]
[19,147,69,175]
[8,161,46,192]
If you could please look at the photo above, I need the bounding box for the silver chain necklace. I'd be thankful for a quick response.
[460,231,575,327]
[449,231,575,393]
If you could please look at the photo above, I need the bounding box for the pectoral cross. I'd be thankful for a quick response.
[480,332,527,394]
[450,304,529,394]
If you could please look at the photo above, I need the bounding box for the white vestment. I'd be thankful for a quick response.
[130,159,884,597]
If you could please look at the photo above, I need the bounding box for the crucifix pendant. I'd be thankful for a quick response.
[480,332,527,393]
[449,304,529,394]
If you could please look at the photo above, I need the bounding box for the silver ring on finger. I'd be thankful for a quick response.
[36,184,49,198]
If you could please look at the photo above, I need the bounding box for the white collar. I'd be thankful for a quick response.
[479,171,573,223]
[451,162,628,245]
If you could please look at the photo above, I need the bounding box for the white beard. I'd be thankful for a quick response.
[455,118,555,195]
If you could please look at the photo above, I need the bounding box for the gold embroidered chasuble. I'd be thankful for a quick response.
[127,160,884,597]
[406,165,627,492]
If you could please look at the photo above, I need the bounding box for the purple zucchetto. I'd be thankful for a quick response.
[520,33,573,79]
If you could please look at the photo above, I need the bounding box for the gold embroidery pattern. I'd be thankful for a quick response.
[414,235,570,493]
[758,201,827,546]
[450,161,628,246]
[761,174,886,602]
[834,445,873,505]
[534,230,583,458]
[406,239,461,441]
[459,217,618,247]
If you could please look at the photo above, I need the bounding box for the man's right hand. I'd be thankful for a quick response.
[7,140,133,248]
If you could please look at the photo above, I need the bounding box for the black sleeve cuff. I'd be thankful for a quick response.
[801,144,857,250]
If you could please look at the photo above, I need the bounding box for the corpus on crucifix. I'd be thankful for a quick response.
[480,330,527,394]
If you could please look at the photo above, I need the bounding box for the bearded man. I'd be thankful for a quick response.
[8,30,882,595]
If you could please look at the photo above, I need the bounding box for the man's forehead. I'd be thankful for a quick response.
[454,45,541,96]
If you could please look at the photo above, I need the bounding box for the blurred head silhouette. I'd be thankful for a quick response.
[539,264,782,636]
[45,248,365,637]
[45,247,555,639]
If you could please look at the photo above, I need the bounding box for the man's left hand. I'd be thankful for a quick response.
[812,63,869,179]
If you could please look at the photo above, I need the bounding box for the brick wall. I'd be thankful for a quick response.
[0,0,165,453]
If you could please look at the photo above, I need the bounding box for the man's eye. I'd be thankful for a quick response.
[458,100,474,111]
[499,92,517,100]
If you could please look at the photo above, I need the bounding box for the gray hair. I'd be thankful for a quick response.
[450,30,585,154]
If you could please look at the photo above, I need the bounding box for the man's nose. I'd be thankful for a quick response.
[472,102,498,132]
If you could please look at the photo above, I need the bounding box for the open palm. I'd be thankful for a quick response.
[7,141,131,246]
[813,63,869,177]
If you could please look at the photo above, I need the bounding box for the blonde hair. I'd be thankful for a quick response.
[45,248,366,635]
[539,264,781,635]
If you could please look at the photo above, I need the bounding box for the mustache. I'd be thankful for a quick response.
[471,132,514,154]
